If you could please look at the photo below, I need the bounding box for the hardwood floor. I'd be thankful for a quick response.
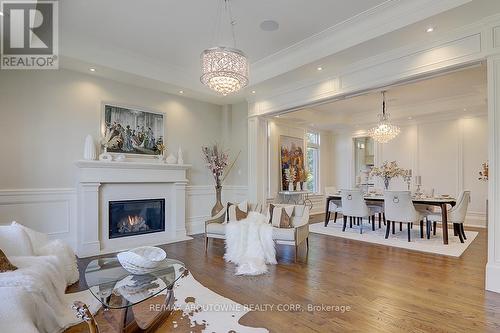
[71,214,500,333]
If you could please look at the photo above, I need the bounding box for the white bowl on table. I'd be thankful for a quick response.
[117,246,167,275]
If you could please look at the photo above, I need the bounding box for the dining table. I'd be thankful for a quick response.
[325,194,456,245]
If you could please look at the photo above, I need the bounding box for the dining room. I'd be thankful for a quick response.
[265,63,488,257]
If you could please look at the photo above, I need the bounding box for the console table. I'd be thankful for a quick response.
[278,190,313,209]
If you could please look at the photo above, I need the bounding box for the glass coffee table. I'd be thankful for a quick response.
[73,256,186,333]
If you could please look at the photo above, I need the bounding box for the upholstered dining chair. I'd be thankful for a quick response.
[384,191,425,242]
[341,189,376,234]
[325,186,342,226]
[425,190,471,243]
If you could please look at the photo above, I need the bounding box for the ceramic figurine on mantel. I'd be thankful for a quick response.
[202,144,240,216]
[99,143,113,161]
[83,135,96,160]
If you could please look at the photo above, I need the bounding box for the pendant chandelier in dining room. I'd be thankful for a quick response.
[368,91,400,144]
[200,0,249,96]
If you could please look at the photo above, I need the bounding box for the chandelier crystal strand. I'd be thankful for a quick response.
[201,0,249,96]
[368,91,400,144]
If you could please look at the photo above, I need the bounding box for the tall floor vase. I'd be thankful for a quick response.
[211,185,224,217]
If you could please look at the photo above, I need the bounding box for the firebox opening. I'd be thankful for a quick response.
[109,199,165,239]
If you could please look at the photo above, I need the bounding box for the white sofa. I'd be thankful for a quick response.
[205,203,310,261]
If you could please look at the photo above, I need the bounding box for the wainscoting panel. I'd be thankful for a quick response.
[0,185,249,249]
[186,185,248,235]
[0,189,77,249]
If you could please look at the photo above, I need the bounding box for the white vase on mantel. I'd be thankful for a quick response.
[177,147,184,164]
[83,135,96,160]
[288,182,294,191]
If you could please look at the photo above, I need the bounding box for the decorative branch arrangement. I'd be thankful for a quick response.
[201,143,240,187]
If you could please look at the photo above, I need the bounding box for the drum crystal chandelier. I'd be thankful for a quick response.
[200,0,249,96]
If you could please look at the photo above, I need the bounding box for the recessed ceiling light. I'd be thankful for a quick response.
[408,116,413,120]
[89,68,96,72]
[179,90,184,94]
[251,90,256,94]
[426,26,434,33]
[275,115,280,118]
[260,20,279,32]
[317,66,323,71]
[463,108,467,111]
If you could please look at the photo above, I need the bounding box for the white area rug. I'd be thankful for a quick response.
[309,219,478,257]
[163,268,268,333]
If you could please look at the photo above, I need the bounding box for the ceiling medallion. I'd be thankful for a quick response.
[368,91,400,144]
[201,0,249,96]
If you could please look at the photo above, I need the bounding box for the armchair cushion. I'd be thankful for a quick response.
[270,204,294,228]
[226,200,248,222]
[206,222,226,235]
[272,227,295,241]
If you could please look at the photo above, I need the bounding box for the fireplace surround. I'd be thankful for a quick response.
[76,160,191,257]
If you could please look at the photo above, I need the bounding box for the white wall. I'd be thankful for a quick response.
[331,115,488,227]
[222,102,248,186]
[0,69,249,245]
[266,120,333,214]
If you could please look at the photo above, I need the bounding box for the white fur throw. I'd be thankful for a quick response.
[0,256,100,333]
[224,212,276,275]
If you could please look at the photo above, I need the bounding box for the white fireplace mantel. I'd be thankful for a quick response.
[75,160,192,257]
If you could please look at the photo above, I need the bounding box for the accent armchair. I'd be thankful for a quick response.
[205,203,310,262]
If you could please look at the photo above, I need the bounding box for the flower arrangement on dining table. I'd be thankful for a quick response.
[370,161,407,190]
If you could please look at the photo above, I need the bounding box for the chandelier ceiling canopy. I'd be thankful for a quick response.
[201,0,249,96]
[368,91,400,144]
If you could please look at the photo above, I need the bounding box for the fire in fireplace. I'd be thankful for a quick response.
[109,199,165,239]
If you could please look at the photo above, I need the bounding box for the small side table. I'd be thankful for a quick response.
[277,190,313,209]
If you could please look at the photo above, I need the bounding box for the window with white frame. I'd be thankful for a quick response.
[306,132,320,193]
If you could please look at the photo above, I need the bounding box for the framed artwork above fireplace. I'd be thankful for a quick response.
[101,103,165,156]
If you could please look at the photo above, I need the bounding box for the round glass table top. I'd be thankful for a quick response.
[84,257,185,309]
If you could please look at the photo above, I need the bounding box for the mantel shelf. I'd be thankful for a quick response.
[75,160,192,171]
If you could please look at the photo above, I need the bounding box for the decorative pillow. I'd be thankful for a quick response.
[0,224,34,256]
[226,200,248,222]
[11,221,49,253]
[0,249,17,273]
[270,205,294,228]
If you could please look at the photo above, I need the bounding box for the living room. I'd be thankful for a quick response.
[1,1,500,332]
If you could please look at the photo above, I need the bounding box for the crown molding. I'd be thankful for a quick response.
[247,10,500,116]
[250,0,473,85]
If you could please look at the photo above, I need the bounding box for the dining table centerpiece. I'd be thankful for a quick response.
[370,161,406,190]
[202,143,240,216]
